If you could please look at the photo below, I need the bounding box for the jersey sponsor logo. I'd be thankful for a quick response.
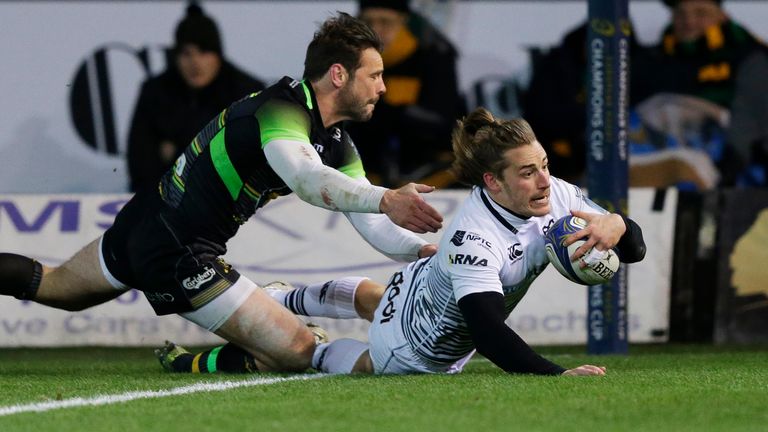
[465,232,492,249]
[508,243,523,262]
[380,272,404,324]
[145,292,175,303]
[182,266,216,290]
[331,127,341,141]
[289,79,301,88]
[448,254,488,266]
[313,143,324,154]
[449,230,492,249]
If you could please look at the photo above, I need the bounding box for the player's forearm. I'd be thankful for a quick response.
[265,139,386,213]
[345,212,427,262]
[615,215,646,263]
[458,292,566,375]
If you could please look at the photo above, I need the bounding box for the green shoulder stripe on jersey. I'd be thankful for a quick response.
[210,128,243,200]
[338,159,366,178]
[256,99,311,148]
[301,81,314,110]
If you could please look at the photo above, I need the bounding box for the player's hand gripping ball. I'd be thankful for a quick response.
[544,215,619,285]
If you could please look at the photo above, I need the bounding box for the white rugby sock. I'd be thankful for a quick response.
[312,339,369,374]
[267,277,366,319]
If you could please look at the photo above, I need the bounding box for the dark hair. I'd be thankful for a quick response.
[450,108,538,187]
[303,12,382,81]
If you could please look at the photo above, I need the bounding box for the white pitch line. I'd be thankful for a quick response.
[0,374,327,417]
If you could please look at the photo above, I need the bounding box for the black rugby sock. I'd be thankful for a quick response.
[0,253,43,300]
[173,343,258,373]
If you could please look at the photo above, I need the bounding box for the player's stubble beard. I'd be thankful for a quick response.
[337,78,378,122]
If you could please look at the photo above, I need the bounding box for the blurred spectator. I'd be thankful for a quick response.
[521,0,767,190]
[645,0,762,108]
[520,23,653,185]
[726,49,768,186]
[348,0,464,188]
[127,1,265,193]
[630,0,768,188]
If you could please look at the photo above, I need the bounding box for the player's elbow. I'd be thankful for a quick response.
[619,241,646,263]
[289,167,337,210]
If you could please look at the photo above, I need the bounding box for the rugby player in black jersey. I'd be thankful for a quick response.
[0,12,442,374]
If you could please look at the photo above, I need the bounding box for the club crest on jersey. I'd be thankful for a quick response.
[448,253,488,266]
[508,243,523,262]
[450,230,466,246]
[182,266,216,290]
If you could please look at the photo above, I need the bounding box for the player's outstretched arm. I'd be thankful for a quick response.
[264,140,442,234]
[562,365,607,376]
[379,183,443,234]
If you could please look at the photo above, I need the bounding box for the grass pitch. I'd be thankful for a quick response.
[1,344,766,432]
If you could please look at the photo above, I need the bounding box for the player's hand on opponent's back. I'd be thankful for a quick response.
[380,183,443,234]
[562,364,607,376]
[418,244,438,258]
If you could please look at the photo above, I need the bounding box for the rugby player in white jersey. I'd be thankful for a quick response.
[160,107,646,375]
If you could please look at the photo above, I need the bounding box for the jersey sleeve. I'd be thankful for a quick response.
[255,99,312,147]
[443,229,504,301]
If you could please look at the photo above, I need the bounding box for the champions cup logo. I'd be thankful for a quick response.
[182,267,216,290]
[590,19,615,37]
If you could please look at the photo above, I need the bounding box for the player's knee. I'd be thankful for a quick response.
[355,278,385,321]
[258,326,315,372]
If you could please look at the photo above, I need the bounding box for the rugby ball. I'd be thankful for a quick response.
[544,215,619,285]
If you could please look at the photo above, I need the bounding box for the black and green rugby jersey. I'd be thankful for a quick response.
[157,76,367,248]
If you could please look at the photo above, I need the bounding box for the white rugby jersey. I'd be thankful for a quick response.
[399,177,606,366]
